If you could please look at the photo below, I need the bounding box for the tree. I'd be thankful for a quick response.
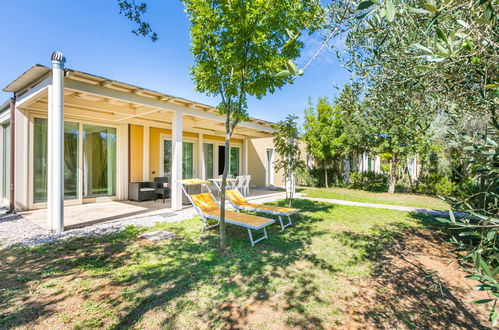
[302,97,345,188]
[183,0,321,250]
[333,84,371,184]
[273,114,305,204]
[329,0,497,322]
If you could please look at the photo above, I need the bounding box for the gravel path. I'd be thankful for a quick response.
[0,193,286,249]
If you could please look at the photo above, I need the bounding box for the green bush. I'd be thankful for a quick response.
[434,176,457,196]
[295,167,319,187]
[350,172,388,192]
[415,173,457,196]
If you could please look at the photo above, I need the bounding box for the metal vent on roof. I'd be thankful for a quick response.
[51,51,66,63]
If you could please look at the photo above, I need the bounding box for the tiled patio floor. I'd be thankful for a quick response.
[21,188,285,230]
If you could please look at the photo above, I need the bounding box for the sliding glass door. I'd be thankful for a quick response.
[32,118,117,205]
[203,143,214,179]
[217,145,240,176]
[161,139,194,179]
[64,122,79,200]
[83,124,116,197]
[33,119,80,203]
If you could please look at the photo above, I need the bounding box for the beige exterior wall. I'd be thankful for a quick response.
[247,137,284,188]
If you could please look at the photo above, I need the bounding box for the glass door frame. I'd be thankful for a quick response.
[159,133,199,179]
[212,142,242,178]
[28,113,120,209]
[265,147,275,186]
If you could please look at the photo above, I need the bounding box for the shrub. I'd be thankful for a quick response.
[295,167,319,187]
[434,176,457,196]
[416,173,457,196]
[350,172,388,192]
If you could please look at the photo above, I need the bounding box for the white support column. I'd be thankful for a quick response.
[171,111,183,210]
[49,52,65,233]
[243,139,249,175]
[143,125,150,181]
[198,133,204,180]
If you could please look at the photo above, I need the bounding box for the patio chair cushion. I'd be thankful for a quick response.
[225,189,298,215]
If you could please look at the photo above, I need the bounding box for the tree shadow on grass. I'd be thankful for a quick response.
[2,201,485,329]
[112,200,337,329]
[0,200,338,329]
[335,214,488,329]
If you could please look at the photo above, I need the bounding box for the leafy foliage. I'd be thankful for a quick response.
[349,172,388,192]
[183,0,321,249]
[117,0,158,41]
[330,0,498,323]
[273,114,305,202]
[302,97,347,188]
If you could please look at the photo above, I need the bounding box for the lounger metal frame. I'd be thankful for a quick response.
[224,190,298,230]
[178,180,273,246]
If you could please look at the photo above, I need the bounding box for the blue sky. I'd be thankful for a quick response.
[1,0,350,124]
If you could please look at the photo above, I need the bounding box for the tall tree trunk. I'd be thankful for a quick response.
[219,120,232,251]
[388,154,398,194]
[324,159,329,189]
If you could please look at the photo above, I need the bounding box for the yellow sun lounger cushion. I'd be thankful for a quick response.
[190,193,275,230]
[225,189,298,215]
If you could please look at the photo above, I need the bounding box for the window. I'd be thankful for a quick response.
[163,140,172,177]
[82,124,116,197]
[183,142,194,179]
[32,119,117,203]
[230,147,240,176]
[162,139,195,179]
[203,143,214,179]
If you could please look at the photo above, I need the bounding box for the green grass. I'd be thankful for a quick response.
[0,201,444,328]
[299,187,450,211]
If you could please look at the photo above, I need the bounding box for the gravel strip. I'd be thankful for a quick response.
[0,207,197,250]
[0,193,286,249]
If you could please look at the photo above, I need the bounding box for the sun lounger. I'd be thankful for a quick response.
[178,179,275,246]
[225,189,298,230]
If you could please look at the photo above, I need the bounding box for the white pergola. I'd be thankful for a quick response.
[7,52,274,232]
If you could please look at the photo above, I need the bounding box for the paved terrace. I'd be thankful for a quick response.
[21,188,285,230]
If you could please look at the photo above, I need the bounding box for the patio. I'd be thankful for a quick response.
[21,188,285,230]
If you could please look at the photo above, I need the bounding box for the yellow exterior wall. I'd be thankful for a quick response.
[248,137,284,187]
[149,127,170,179]
[129,125,144,182]
[131,124,248,182]
[204,134,243,144]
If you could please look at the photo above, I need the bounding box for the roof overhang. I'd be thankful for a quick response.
[3,65,274,137]
[5,65,274,138]
[3,65,51,94]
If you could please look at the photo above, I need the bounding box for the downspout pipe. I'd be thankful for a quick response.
[7,96,16,214]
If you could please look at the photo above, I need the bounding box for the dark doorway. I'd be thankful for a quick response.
[218,146,225,175]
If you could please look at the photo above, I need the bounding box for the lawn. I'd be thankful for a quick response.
[299,187,451,211]
[0,200,488,329]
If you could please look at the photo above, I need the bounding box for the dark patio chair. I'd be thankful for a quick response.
[129,182,156,202]
[154,177,171,203]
